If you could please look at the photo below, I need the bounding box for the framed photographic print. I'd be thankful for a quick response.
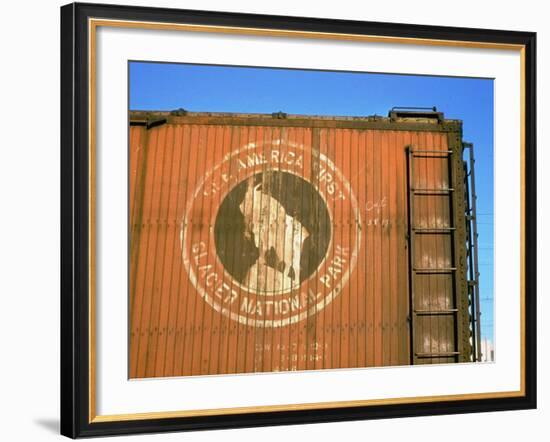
[60,2,537,438]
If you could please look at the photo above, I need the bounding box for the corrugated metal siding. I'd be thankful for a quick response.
[128,119,465,378]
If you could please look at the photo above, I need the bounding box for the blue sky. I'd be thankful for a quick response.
[129,61,494,346]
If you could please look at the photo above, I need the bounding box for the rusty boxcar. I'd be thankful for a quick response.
[128,108,481,379]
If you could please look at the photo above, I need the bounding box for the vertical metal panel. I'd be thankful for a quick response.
[129,119,469,378]
[449,131,472,362]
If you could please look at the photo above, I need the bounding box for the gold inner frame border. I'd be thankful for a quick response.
[87,17,527,423]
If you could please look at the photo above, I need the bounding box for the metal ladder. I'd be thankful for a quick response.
[463,142,482,362]
[407,147,460,363]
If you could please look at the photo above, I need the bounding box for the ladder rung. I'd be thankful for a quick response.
[415,352,460,358]
[412,227,455,233]
[413,267,456,274]
[411,150,453,157]
[412,188,454,195]
[414,309,458,316]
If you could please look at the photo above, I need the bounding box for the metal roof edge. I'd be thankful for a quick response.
[128,110,463,132]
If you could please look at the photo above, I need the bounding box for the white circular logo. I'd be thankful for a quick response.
[181,139,361,327]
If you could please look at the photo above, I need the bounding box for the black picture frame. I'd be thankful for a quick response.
[60,2,537,438]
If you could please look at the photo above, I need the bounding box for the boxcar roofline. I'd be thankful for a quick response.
[129,110,463,133]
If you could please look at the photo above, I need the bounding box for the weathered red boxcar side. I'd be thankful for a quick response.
[128,110,473,378]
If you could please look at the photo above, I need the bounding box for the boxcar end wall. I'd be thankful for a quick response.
[128,109,475,379]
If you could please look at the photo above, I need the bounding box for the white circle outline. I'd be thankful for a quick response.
[180,139,362,328]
